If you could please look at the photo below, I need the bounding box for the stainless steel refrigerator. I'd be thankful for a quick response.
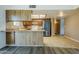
[43,18,51,37]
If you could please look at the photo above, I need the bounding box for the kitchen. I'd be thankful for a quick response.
[6,10,51,46]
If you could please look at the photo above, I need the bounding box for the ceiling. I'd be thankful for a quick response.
[0,5,79,18]
[33,10,79,18]
[0,5,79,10]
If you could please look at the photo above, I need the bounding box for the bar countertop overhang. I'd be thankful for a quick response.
[6,29,45,32]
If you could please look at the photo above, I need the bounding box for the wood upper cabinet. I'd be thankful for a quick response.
[6,10,32,21]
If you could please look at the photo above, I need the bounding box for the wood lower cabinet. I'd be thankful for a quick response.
[6,32,15,44]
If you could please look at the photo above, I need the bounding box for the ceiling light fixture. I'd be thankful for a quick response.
[59,11,64,17]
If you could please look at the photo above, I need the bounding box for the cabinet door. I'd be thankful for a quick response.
[6,32,15,44]
[6,10,32,21]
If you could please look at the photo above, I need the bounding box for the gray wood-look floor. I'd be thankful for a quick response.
[0,46,79,54]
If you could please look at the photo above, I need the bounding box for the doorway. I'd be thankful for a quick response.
[53,17,64,35]
[53,19,60,35]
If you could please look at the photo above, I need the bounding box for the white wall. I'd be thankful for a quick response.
[0,9,6,49]
[0,9,6,31]
[0,32,6,49]
[65,11,79,42]
[60,17,64,35]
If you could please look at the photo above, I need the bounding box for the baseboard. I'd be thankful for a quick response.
[5,43,79,49]
[64,35,79,43]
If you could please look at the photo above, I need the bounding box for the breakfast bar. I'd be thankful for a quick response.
[15,30,44,46]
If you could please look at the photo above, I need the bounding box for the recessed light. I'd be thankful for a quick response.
[59,11,64,17]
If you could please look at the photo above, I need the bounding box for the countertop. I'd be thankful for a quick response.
[6,29,45,32]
